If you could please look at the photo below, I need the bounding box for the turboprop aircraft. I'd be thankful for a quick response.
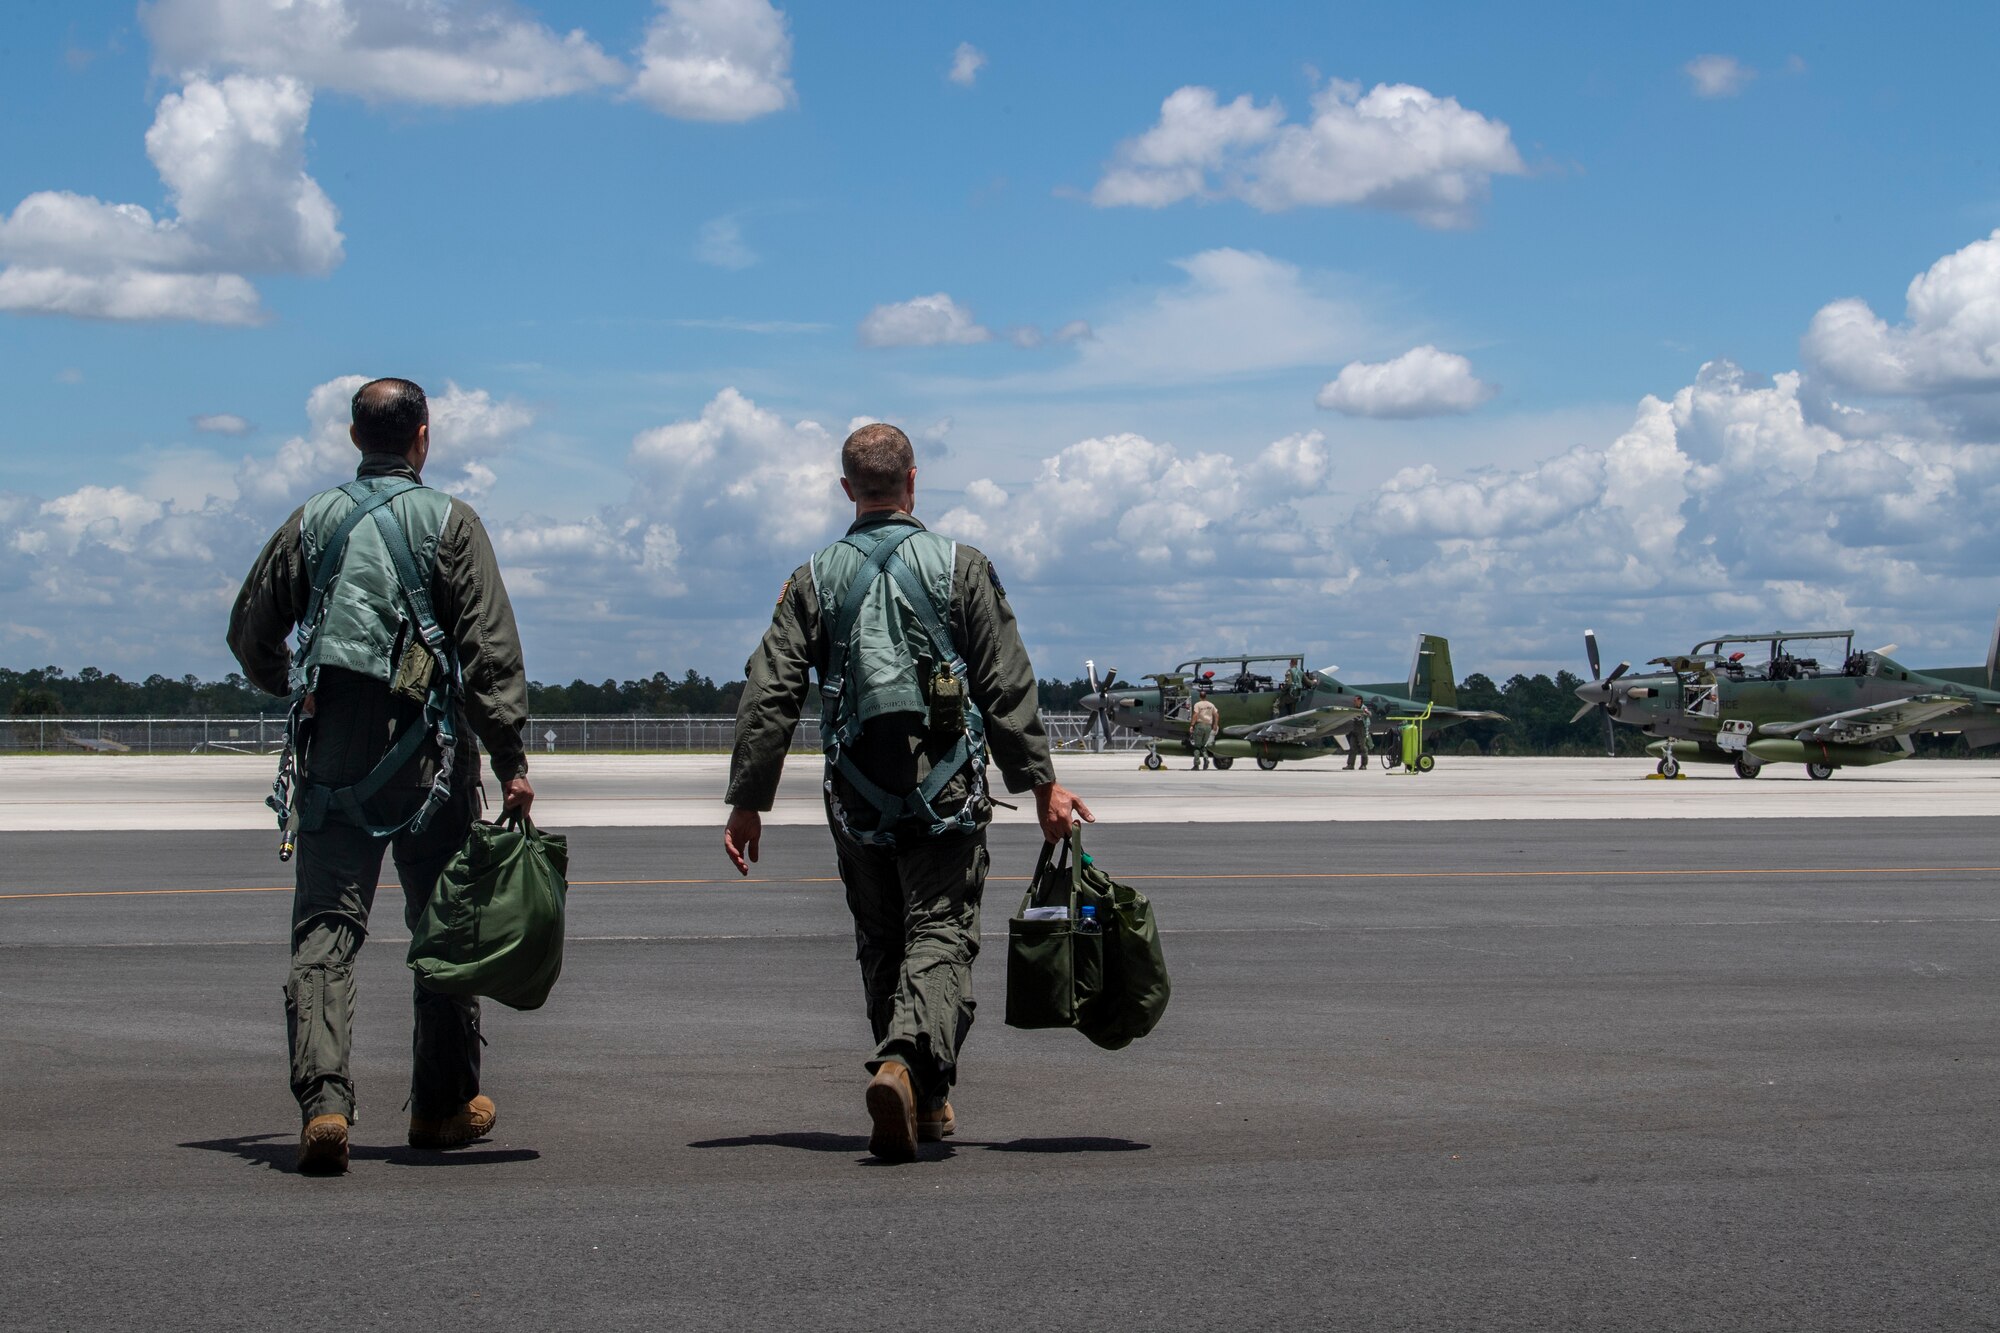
[1078,635,1503,770]
[1571,623,2000,779]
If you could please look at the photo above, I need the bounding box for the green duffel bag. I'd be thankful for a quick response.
[1005,826,1169,1049]
[1005,832,1105,1030]
[1072,831,1171,1050]
[408,814,569,1011]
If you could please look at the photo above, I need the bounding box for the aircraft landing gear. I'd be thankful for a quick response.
[1656,754,1681,778]
[1212,756,1234,770]
[1734,758,1761,779]
[1256,756,1279,771]
[1806,762,1834,780]
[1143,748,1163,771]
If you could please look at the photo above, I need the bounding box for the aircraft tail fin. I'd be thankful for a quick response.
[1406,634,1458,708]
[1986,606,1999,691]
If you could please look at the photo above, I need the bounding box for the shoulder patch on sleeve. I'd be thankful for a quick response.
[776,577,792,607]
[987,563,1007,599]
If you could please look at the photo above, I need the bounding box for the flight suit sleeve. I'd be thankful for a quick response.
[956,548,1056,794]
[435,501,530,783]
[726,566,818,811]
[226,508,309,699]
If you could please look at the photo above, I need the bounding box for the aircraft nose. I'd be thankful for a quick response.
[1575,681,1607,707]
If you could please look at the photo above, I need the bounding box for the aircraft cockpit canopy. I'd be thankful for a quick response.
[1653,630,1859,682]
[1173,652,1308,696]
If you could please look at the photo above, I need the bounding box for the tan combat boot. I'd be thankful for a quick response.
[916,1101,956,1143]
[297,1113,349,1175]
[407,1095,498,1150]
[865,1063,917,1162]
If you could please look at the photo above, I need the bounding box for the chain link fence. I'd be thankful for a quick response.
[2,713,1141,756]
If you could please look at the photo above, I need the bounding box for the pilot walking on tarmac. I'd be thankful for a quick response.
[228,378,534,1175]
[724,423,1092,1163]
[1190,690,1220,770]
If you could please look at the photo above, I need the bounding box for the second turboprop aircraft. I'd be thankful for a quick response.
[1572,622,2000,779]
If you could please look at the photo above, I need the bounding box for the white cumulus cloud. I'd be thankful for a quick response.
[1340,355,2000,671]
[1803,229,2000,397]
[630,0,795,122]
[141,0,624,105]
[948,42,986,87]
[858,292,991,348]
[1684,54,1755,99]
[629,386,840,555]
[38,487,167,555]
[0,74,340,324]
[1092,79,1526,228]
[1317,346,1499,418]
[937,428,1338,580]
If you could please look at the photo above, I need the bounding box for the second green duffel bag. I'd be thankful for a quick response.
[408,813,569,1012]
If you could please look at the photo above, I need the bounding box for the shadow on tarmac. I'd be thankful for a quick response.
[180,1133,541,1172]
[687,1132,1150,1157]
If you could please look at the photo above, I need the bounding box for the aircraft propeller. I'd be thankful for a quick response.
[1570,628,1631,755]
[1082,659,1120,752]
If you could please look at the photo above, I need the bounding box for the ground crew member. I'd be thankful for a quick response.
[227,377,533,1175]
[723,423,1091,1163]
[1190,691,1220,770]
[1343,695,1371,770]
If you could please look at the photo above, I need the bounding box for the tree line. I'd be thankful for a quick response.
[4,665,747,719]
[9,663,1976,756]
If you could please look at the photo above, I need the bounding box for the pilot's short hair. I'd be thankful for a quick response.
[351,378,429,453]
[842,423,914,503]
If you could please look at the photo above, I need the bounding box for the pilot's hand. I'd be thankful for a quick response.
[1034,781,1094,843]
[725,807,762,876]
[501,776,534,818]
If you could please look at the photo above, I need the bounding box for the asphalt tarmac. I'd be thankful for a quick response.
[5,818,1999,1331]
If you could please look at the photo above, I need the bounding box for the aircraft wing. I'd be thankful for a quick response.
[1757,694,1970,744]
[61,732,131,754]
[1430,708,1506,723]
[1223,705,1367,744]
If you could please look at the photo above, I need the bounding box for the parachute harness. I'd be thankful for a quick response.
[267,477,461,859]
[820,525,987,847]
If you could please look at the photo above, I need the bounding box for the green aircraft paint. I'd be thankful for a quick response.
[1573,624,2000,779]
[1080,636,1504,771]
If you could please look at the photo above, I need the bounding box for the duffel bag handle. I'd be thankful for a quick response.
[1019,832,1079,917]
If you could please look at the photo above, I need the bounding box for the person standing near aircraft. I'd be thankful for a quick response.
[1342,695,1371,770]
[724,423,1091,1162]
[1190,690,1220,770]
[227,378,534,1175]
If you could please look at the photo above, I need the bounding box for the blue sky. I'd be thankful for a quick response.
[5,0,2000,689]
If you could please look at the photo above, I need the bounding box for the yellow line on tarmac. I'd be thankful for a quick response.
[4,864,1996,902]
[0,885,295,901]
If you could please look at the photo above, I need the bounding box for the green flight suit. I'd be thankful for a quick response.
[228,453,531,1125]
[727,512,1056,1108]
